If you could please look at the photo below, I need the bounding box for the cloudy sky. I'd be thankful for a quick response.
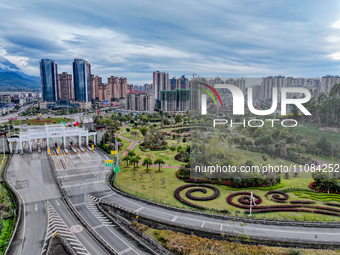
[1,0,340,84]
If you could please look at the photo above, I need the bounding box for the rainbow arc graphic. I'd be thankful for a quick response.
[197,82,222,114]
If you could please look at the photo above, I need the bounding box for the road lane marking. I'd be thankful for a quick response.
[73,202,86,206]
[100,193,115,199]
[171,216,178,222]
[92,224,104,230]
[134,207,144,213]
[220,225,223,231]
[55,200,60,206]
[119,247,132,254]
[201,222,205,228]
[61,180,105,188]
[35,204,37,211]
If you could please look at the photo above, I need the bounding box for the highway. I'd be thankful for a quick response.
[6,144,153,255]
[5,150,109,255]
[52,147,152,254]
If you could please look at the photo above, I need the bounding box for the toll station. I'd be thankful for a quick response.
[7,124,97,154]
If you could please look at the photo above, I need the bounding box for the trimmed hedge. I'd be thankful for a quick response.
[265,191,289,203]
[186,187,220,201]
[174,184,226,213]
[226,192,262,209]
[290,200,316,204]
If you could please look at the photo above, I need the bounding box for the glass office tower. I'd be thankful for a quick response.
[40,59,58,102]
[73,58,91,102]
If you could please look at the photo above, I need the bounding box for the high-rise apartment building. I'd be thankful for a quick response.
[90,75,102,100]
[108,76,119,101]
[98,83,109,101]
[126,93,154,112]
[179,75,189,89]
[170,77,179,90]
[321,75,340,95]
[153,71,169,99]
[160,89,190,112]
[58,72,73,100]
[40,59,58,102]
[73,58,91,102]
[190,77,208,113]
[119,77,127,99]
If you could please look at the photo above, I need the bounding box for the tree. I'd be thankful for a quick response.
[329,83,340,97]
[153,157,165,172]
[234,177,241,187]
[130,156,139,170]
[142,156,153,173]
[122,156,130,166]
[182,137,187,143]
[227,137,234,150]
[284,172,289,179]
[290,96,299,118]
[170,146,176,152]
[321,178,337,193]
[149,174,156,184]
[294,134,303,153]
[174,114,183,124]
[140,126,148,137]
[280,146,287,158]
[131,130,138,138]
[245,160,254,168]
[279,128,289,140]
[127,150,136,158]
[294,172,298,178]
[126,128,130,133]
[261,155,267,162]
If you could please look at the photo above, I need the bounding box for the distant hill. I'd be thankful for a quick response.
[0,56,40,91]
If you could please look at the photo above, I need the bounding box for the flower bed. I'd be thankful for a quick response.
[175,154,189,162]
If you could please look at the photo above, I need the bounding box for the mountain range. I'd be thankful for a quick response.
[0,56,40,91]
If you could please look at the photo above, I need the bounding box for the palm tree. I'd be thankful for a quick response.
[142,157,153,173]
[130,156,139,170]
[127,150,136,158]
[153,157,165,172]
[122,156,130,166]
[135,155,141,167]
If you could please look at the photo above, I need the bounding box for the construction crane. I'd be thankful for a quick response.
[184,72,197,80]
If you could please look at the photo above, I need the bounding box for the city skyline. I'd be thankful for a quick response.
[2,1,340,84]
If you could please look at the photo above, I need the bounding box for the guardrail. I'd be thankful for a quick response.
[46,234,78,255]
[100,200,340,250]
[2,154,22,255]
[97,201,171,255]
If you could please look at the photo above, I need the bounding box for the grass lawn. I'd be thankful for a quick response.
[120,131,144,141]
[133,140,188,166]
[115,162,340,223]
[3,117,74,126]
[0,154,10,205]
